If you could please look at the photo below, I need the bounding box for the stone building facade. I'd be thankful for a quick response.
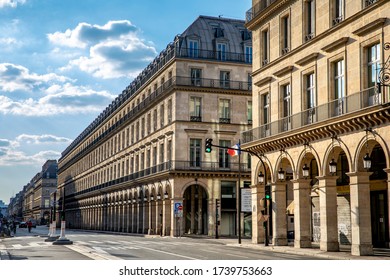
[22,160,58,224]
[244,0,389,256]
[57,16,252,237]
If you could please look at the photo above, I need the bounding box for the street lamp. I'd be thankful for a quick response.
[164,190,169,199]
[302,164,310,179]
[329,159,337,175]
[363,153,372,170]
[278,167,285,181]
[157,193,161,200]
[258,171,265,184]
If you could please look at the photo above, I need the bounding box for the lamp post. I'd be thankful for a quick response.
[258,157,269,247]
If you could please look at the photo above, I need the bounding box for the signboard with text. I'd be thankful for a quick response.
[241,188,252,212]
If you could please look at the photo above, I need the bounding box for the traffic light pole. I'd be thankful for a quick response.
[205,139,269,246]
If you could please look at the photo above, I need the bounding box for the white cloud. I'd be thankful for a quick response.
[0,83,116,116]
[16,134,72,145]
[0,63,72,92]
[49,20,157,79]
[0,63,116,116]
[0,0,26,8]
[0,134,66,166]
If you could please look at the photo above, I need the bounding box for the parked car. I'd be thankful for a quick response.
[19,222,27,228]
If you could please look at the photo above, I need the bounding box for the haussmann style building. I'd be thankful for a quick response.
[243,0,390,256]
[57,16,253,237]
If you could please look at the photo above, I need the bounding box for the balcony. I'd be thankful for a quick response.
[246,0,278,23]
[242,86,387,144]
[176,48,251,64]
[69,161,251,198]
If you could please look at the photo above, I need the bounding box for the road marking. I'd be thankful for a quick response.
[65,245,123,260]
[139,246,199,260]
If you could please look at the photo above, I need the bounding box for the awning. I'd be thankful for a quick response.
[286,201,294,215]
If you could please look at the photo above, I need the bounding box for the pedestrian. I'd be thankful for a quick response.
[12,221,16,235]
[27,220,32,233]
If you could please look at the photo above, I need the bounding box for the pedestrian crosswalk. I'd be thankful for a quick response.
[6,237,207,252]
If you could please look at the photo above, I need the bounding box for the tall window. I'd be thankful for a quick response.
[334,59,345,115]
[153,109,158,131]
[188,39,199,58]
[167,99,172,124]
[160,104,165,127]
[141,118,145,138]
[305,0,315,41]
[219,99,231,123]
[190,139,201,168]
[262,93,270,126]
[159,143,164,164]
[245,45,252,63]
[305,73,316,124]
[190,96,202,122]
[220,71,230,88]
[282,84,291,131]
[333,0,344,25]
[219,140,231,168]
[281,15,290,55]
[191,68,202,86]
[261,29,269,66]
[247,101,253,124]
[147,113,151,135]
[217,43,227,61]
[366,43,381,105]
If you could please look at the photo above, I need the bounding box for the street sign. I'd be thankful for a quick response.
[174,202,183,217]
[241,188,252,212]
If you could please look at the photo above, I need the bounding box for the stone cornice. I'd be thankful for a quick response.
[321,37,349,52]
[273,65,294,77]
[295,52,319,66]
[353,18,387,36]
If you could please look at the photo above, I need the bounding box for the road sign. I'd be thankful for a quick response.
[174,202,183,217]
[241,188,251,212]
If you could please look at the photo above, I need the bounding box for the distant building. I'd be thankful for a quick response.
[58,16,253,237]
[0,200,7,219]
[23,160,58,224]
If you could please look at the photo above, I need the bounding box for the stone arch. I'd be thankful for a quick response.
[296,144,321,181]
[274,151,295,182]
[354,131,390,172]
[322,137,353,177]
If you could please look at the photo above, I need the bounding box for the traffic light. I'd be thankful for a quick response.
[205,138,213,153]
[265,184,271,200]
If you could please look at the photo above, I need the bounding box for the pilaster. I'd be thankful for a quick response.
[272,182,288,246]
[317,175,339,252]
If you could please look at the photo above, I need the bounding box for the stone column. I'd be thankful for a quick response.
[317,176,339,251]
[251,183,265,244]
[163,199,171,236]
[292,179,312,248]
[190,186,196,234]
[347,172,374,256]
[272,182,288,246]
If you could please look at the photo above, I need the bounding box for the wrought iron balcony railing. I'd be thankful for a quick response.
[242,86,388,144]
[246,0,278,23]
[68,160,251,197]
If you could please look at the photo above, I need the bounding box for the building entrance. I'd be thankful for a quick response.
[371,191,389,248]
[183,184,208,235]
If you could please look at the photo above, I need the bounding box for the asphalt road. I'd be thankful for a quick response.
[0,226,327,260]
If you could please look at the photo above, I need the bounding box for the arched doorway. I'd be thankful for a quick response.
[183,183,208,235]
[368,144,389,247]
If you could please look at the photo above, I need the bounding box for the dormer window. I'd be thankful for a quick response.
[188,39,199,58]
[214,27,224,38]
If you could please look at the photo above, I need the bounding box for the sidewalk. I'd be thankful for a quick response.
[199,237,390,260]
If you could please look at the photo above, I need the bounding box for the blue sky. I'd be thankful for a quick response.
[0,0,250,202]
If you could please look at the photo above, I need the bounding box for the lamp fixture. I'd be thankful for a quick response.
[157,193,161,200]
[164,190,169,199]
[329,135,337,175]
[278,167,285,181]
[302,142,310,179]
[258,171,265,184]
[302,164,310,179]
[363,128,372,170]
[150,194,154,201]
